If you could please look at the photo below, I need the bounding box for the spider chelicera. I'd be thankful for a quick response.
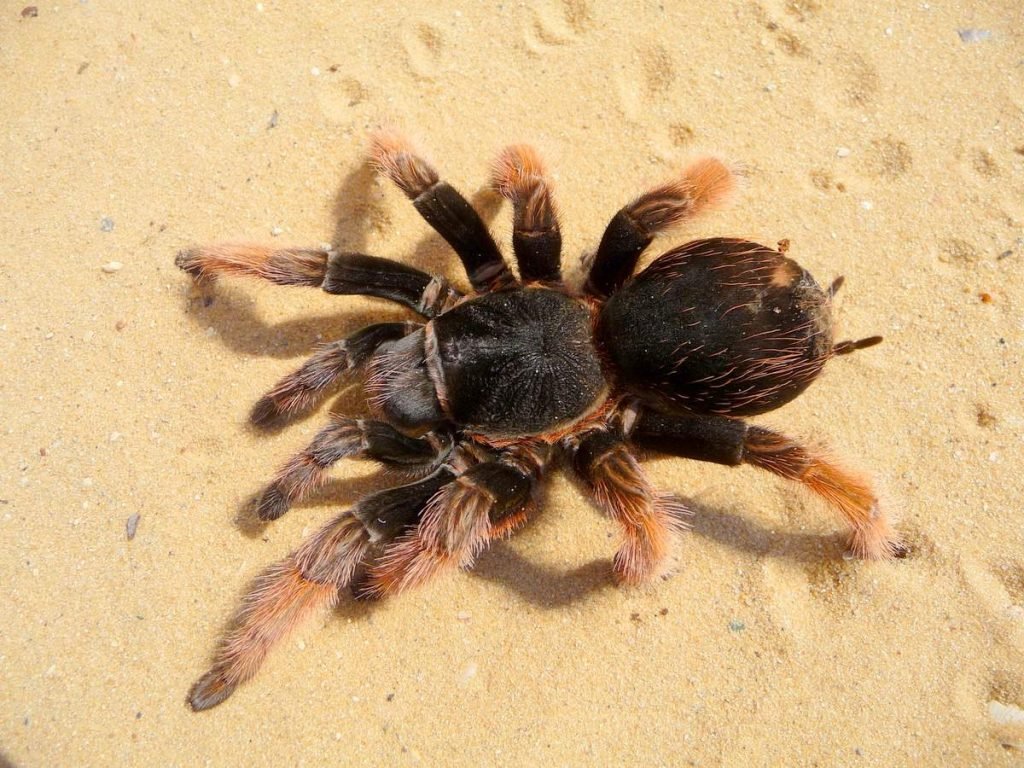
[177,132,900,710]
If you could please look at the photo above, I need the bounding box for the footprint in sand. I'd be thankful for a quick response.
[834,51,880,108]
[750,1,812,58]
[523,0,594,52]
[614,43,676,121]
[866,136,913,180]
[971,147,1000,179]
[402,21,445,81]
[317,77,371,124]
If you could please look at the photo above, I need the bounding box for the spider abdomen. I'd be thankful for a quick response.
[427,288,607,437]
[598,238,834,416]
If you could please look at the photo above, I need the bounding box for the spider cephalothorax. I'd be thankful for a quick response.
[177,132,898,710]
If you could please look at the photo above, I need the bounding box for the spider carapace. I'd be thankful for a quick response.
[177,132,899,710]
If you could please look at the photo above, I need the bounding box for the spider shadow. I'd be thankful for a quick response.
[179,157,509,361]
[233,468,397,540]
[686,497,851,564]
[469,491,851,609]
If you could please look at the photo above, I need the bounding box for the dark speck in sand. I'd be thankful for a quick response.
[729,619,746,632]
[126,513,141,540]
[267,110,279,130]
[21,6,38,18]
[100,217,115,232]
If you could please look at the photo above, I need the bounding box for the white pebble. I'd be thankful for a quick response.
[270,226,283,236]
[101,261,123,273]
[456,611,471,621]
[836,147,851,158]
[310,67,320,77]
[460,662,477,683]
[296,639,306,651]
[989,700,1024,725]
[109,431,122,443]
[228,73,241,88]
[764,82,776,92]
[860,200,874,210]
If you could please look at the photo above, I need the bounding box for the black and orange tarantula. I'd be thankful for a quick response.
[177,132,899,710]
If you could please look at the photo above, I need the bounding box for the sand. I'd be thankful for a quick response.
[2,1,1022,765]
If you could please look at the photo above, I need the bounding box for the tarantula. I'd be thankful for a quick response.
[177,132,899,710]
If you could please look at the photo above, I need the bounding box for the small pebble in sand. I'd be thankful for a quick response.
[836,147,851,158]
[270,226,283,236]
[460,662,478,683]
[456,611,471,621]
[82,478,93,489]
[109,431,122,442]
[311,67,320,77]
[957,28,992,44]
[126,513,140,540]
[228,73,241,88]
[115,319,127,331]
[21,6,38,18]
[728,619,746,632]
[267,110,279,129]
[860,200,874,211]
[100,217,115,232]
[988,700,1024,725]
[101,261,123,273]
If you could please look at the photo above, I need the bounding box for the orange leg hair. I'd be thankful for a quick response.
[491,144,563,285]
[363,446,547,598]
[188,468,455,710]
[743,426,901,559]
[572,430,690,586]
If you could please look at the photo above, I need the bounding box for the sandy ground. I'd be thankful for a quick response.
[2,1,1023,766]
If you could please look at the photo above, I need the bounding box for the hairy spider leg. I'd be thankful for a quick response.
[249,322,416,427]
[491,144,563,285]
[571,429,690,586]
[368,130,516,292]
[584,156,739,298]
[176,246,461,317]
[626,407,902,559]
[361,444,549,597]
[188,468,455,711]
[256,417,453,521]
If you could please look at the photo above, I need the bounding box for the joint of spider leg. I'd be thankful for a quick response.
[417,276,460,317]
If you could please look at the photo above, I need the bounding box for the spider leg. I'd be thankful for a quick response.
[361,443,549,597]
[584,156,738,298]
[250,322,416,427]
[368,130,516,292]
[491,144,562,285]
[188,467,454,711]
[176,246,461,318]
[256,417,452,521]
[570,429,689,586]
[625,406,902,559]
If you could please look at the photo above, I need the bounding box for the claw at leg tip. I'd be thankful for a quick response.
[188,669,237,712]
